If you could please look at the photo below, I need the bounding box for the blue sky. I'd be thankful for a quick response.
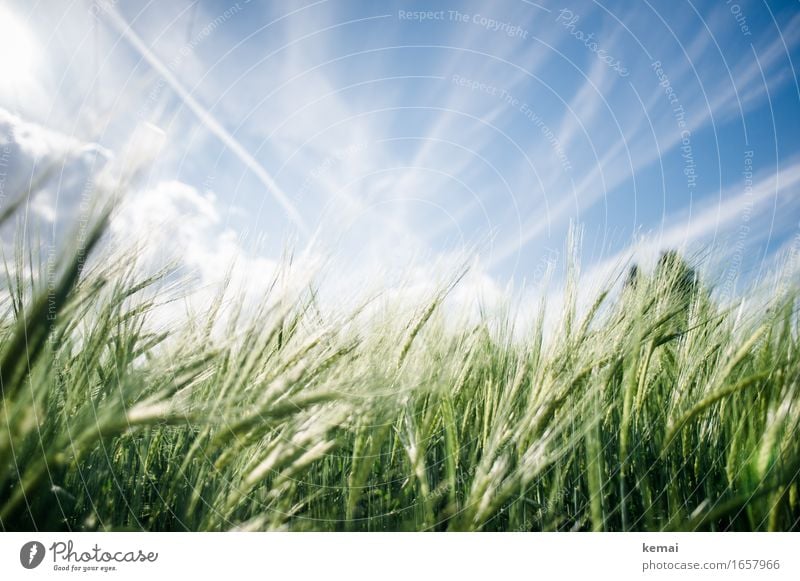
[1,0,799,308]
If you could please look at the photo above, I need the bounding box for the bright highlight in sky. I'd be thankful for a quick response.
[0,7,38,86]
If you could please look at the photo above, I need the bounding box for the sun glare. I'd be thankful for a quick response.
[0,7,38,85]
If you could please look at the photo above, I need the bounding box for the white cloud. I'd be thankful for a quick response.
[0,107,112,233]
[0,108,315,331]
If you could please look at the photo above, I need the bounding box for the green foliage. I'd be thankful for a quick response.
[1,206,799,531]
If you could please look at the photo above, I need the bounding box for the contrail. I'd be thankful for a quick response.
[96,1,309,233]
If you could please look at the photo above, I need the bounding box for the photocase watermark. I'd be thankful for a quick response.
[134,1,253,122]
[519,103,573,172]
[18,540,159,573]
[0,128,11,208]
[20,541,46,569]
[532,247,561,285]
[398,10,529,39]
[298,141,369,199]
[88,0,120,19]
[45,154,101,342]
[397,9,447,22]
[202,172,216,194]
[651,60,697,196]
[399,7,631,74]
[449,10,529,39]
[720,150,754,302]
[451,74,573,172]
[555,9,629,77]
[725,0,752,37]
[179,1,252,58]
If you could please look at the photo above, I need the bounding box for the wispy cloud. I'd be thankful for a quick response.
[97,2,309,232]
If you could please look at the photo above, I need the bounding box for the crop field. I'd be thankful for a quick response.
[1,201,799,532]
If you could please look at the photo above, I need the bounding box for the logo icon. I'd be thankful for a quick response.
[20,541,46,569]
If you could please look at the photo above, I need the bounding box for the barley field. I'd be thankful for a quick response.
[1,202,799,532]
